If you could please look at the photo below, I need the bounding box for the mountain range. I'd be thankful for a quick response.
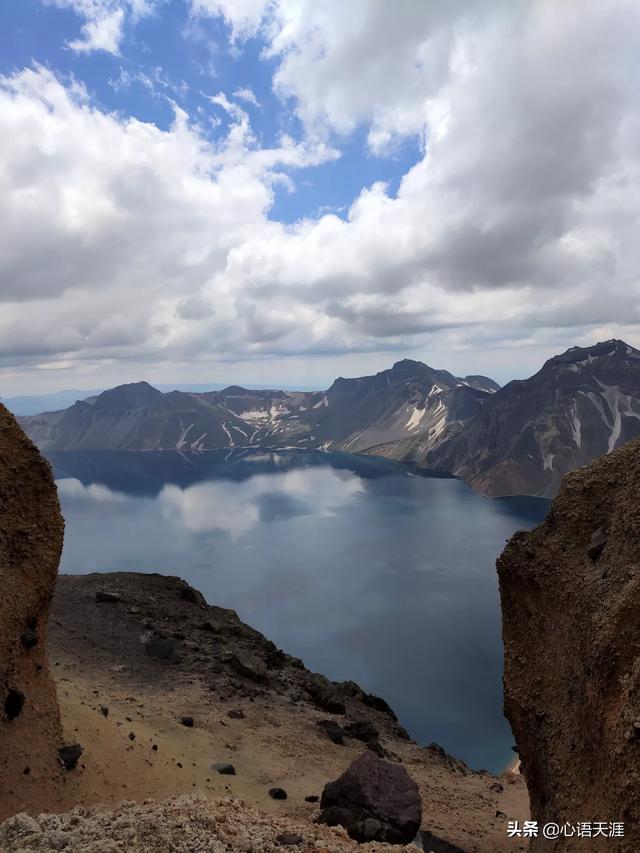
[18,339,640,497]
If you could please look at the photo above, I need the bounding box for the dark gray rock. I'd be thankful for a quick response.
[269,787,287,800]
[143,636,179,663]
[20,630,38,649]
[344,720,379,743]
[226,651,267,683]
[276,834,303,846]
[58,744,83,770]
[307,675,346,715]
[212,762,236,775]
[317,751,422,844]
[95,590,121,603]
[362,692,397,721]
[420,830,468,852]
[228,709,245,720]
[179,584,206,606]
[317,719,346,745]
[4,690,25,721]
[180,716,194,728]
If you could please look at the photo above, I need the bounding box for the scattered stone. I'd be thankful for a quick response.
[366,739,385,757]
[199,620,221,634]
[95,590,122,603]
[419,830,468,852]
[307,676,346,715]
[228,709,245,720]
[276,833,303,846]
[128,732,135,741]
[305,795,319,803]
[143,636,179,663]
[58,744,83,770]
[4,689,25,721]
[212,763,236,775]
[226,651,268,683]
[269,788,288,800]
[180,716,194,728]
[344,720,379,743]
[489,782,504,793]
[100,706,109,717]
[317,719,346,745]
[20,630,38,649]
[317,751,421,844]
[495,810,507,819]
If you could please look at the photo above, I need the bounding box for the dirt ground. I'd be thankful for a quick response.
[2,573,530,852]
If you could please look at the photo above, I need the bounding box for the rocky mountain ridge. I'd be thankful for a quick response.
[18,339,640,496]
[19,361,497,459]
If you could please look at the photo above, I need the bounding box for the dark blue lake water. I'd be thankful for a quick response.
[47,449,549,772]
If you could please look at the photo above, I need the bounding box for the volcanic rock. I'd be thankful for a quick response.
[269,787,287,800]
[317,719,346,745]
[498,434,640,851]
[344,720,379,743]
[317,750,422,844]
[143,636,179,663]
[58,744,83,770]
[212,763,235,775]
[0,403,65,819]
[95,590,122,603]
[225,651,267,683]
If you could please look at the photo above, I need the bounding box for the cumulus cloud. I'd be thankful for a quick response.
[4,1,640,388]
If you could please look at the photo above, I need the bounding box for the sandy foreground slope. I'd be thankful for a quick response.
[1,573,529,852]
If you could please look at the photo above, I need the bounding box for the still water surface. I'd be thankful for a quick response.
[47,449,549,772]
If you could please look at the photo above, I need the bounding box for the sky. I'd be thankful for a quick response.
[1,0,639,394]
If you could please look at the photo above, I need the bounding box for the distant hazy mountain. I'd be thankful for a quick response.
[2,382,319,416]
[2,389,105,417]
[19,361,498,460]
[19,340,640,496]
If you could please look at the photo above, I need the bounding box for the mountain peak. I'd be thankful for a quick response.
[93,381,162,410]
[543,339,639,371]
[389,359,430,374]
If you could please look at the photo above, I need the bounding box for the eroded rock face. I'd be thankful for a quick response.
[498,435,640,851]
[0,403,64,819]
[317,750,422,844]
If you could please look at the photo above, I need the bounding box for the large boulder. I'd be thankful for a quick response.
[317,750,422,844]
[0,404,64,819]
[498,435,640,851]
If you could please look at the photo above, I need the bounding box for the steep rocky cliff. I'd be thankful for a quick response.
[498,434,640,851]
[0,403,65,820]
[428,340,640,496]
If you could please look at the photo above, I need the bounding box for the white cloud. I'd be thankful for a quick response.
[4,1,640,390]
[189,0,271,41]
[234,86,259,108]
[44,0,161,54]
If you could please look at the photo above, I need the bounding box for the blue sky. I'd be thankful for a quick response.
[1,1,420,225]
[0,1,639,394]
